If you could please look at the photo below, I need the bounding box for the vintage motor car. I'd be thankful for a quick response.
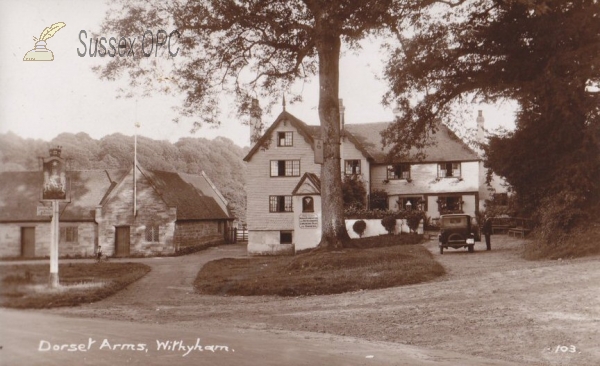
[438,214,481,254]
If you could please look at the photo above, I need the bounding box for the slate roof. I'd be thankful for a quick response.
[244,111,480,164]
[0,168,231,222]
[178,172,230,215]
[142,170,231,221]
[0,170,126,222]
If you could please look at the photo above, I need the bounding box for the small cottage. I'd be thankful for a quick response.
[0,162,233,258]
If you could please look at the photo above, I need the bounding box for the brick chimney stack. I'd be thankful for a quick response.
[249,98,263,145]
[339,98,345,133]
[476,110,485,144]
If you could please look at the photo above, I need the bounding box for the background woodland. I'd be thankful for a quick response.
[0,132,249,223]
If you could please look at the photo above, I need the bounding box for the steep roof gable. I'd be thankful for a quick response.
[243,111,320,162]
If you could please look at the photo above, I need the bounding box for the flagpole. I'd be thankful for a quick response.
[134,101,140,217]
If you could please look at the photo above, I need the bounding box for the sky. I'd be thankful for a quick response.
[0,0,517,149]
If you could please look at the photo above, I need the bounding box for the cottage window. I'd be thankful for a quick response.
[280,231,293,244]
[344,160,361,175]
[269,195,293,212]
[60,227,78,243]
[397,196,422,210]
[145,225,159,242]
[277,132,293,147]
[438,162,461,178]
[270,160,300,177]
[387,164,410,180]
[438,196,463,213]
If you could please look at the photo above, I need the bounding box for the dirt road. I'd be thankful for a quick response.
[52,236,600,365]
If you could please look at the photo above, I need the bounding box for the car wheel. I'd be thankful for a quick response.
[468,244,474,253]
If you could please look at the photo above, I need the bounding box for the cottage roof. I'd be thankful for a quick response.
[142,170,231,221]
[344,122,480,163]
[0,170,126,222]
[243,111,480,163]
[0,167,231,223]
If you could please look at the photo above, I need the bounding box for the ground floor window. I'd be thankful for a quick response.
[145,224,159,242]
[60,226,78,243]
[280,231,293,244]
[396,196,424,210]
[437,195,463,214]
[270,195,293,212]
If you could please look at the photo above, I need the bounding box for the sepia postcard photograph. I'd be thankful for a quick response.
[0,0,598,365]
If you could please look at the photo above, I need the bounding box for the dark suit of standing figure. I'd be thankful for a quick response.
[482,217,493,251]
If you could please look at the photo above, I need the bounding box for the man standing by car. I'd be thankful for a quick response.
[482,216,493,251]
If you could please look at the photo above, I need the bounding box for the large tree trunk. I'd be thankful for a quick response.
[316,33,350,249]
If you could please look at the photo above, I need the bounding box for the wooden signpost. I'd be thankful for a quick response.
[40,147,68,288]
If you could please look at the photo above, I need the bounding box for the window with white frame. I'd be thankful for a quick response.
[344,159,361,175]
[269,195,293,212]
[437,196,463,213]
[277,131,293,146]
[145,224,159,242]
[438,162,461,178]
[387,163,411,180]
[270,160,300,177]
[396,196,423,210]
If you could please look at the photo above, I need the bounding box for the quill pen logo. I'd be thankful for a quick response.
[23,22,66,61]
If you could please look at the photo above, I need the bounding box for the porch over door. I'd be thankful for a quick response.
[115,226,130,257]
[21,227,35,258]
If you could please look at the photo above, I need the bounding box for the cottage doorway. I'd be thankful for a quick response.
[115,226,130,257]
[20,227,35,258]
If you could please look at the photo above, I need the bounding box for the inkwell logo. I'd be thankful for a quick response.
[23,22,66,61]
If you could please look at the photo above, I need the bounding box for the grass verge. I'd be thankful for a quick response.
[0,262,151,309]
[523,222,600,260]
[195,236,444,297]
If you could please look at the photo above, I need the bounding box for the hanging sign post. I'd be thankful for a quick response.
[41,146,68,288]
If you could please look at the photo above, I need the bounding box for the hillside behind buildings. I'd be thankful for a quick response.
[0,132,249,222]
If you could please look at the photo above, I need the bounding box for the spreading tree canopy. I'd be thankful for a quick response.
[382,0,600,241]
[93,0,466,249]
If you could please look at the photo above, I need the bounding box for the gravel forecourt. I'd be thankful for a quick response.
[51,235,600,366]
